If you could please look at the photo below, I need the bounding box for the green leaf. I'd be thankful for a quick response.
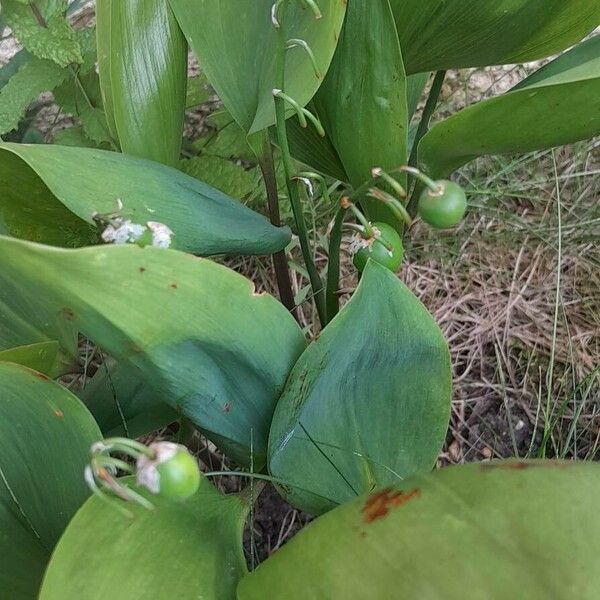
[40,477,248,600]
[390,0,600,74]
[311,0,408,224]
[2,0,82,67]
[419,36,600,179]
[0,265,77,374]
[0,56,67,135]
[180,156,258,200]
[284,111,347,182]
[52,126,97,148]
[239,461,600,600]
[0,341,59,376]
[167,0,347,134]
[0,49,31,90]
[0,142,292,255]
[407,72,429,119]
[0,361,101,599]
[78,358,178,438]
[268,261,451,515]
[52,28,114,147]
[96,0,187,166]
[196,111,256,163]
[185,73,211,109]
[0,237,306,467]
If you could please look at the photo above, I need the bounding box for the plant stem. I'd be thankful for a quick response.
[274,15,326,325]
[256,133,297,317]
[406,71,446,217]
[325,206,346,322]
[408,70,446,168]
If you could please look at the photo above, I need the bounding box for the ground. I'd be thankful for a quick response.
[2,18,599,563]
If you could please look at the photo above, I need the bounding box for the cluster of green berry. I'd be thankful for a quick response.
[352,170,467,274]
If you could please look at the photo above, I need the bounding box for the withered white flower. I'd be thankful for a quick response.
[101,220,146,245]
[147,221,175,249]
[135,441,179,494]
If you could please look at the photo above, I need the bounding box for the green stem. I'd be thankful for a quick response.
[176,417,196,446]
[274,16,326,325]
[325,206,346,323]
[406,71,446,217]
[408,70,446,168]
[256,133,297,316]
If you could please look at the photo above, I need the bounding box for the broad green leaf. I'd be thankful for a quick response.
[419,36,600,179]
[40,477,248,600]
[268,261,451,515]
[196,111,256,163]
[96,0,187,166]
[168,0,347,135]
[0,56,67,135]
[284,111,347,182]
[239,461,600,599]
[52,126,97,148]
[0,142,292,255]
[78,358,177,438]
[185,73,211,109]
[180,156,257,200]
[0,266,77,374]
[0,237,306,467]
[0,341,59,376]
[407,72,429,119]
[0,361,101,600]
[390,0,600,74]
[2,0,82,67]
[311,0,408,224]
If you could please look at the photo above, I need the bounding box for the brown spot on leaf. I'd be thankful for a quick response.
[139,267,146,274]
[60,307,75,321]
[169,283,178,289]
[32,371,50,381]
[130,344,144,354]
[481,461,530,472]
[362,488,420,523]
[223,403,231,413]
[54,409,64,418]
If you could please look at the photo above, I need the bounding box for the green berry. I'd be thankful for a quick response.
[137,442,201,501]
[352,222,404,273]
[418,180,467,229]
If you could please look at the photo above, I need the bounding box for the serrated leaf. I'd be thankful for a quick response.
[195,111,256,163]
[186,73,211,109]
[180,155,257,200]
[3,0,82,67]
[53,70,113,146]
[0,55,67,135]
[0,49,31,90]
[49,27,114,146]
[52,125,97,148]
